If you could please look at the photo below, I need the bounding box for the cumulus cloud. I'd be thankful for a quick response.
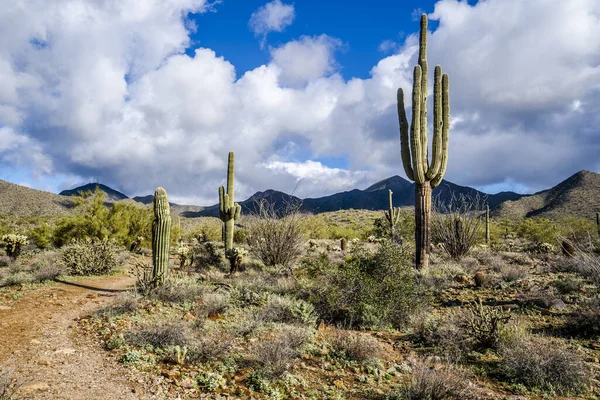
[249,0,295,47]
[0,0,599,206]
[270,35,342,86]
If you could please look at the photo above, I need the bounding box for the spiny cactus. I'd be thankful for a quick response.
[2,234,28,259]
[385,190,401,243]
[219,152,241,253]
[397,13,450,269]
[152,187,171,284]
[485,205,490,244]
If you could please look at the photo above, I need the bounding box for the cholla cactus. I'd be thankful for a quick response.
[2,234,28,259]
[225,247,248,274]
[176,242,190,268]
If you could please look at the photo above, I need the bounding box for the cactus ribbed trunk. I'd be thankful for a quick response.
[485,205,490,243]
[152,187,171,284]
[219,152,241,253]
[397,14,450,269]
[415,182,431,269]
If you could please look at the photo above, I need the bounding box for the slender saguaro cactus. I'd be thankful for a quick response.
[219,152,241,252]
[152,187,171,284]
[385,190,401,241]
[397,13,450,269]
[485,205,490,244]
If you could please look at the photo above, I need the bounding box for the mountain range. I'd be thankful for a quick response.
[1,170,599,220]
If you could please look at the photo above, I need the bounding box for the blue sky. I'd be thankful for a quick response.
[0,0,598,204]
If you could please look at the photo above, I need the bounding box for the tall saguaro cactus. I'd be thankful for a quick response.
[219,152,241,252]
[397,13,450,269]
[152,187,171,284]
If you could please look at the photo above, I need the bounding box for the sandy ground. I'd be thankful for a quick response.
[0,274,164,400]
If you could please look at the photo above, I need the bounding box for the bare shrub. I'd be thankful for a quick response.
[246,199,304,271]
[0,363,30,400]
[95,293,139,318]
[126,321,188,349]
[187,333,233,363]
[144,278,205,303]
[499,336,589,395]
[253,325,312,376]
[329,330,382,364]
[197,292,230,318]
[400,357,470,400]
[560,236,600,287]
[499,264,529,282]
[432,193,485,259]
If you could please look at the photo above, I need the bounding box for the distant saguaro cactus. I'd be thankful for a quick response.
[385,190,401,244]
[485,205,490,244]
[152,187,171,284]
[219,152,241,252]
[397,14,450,269]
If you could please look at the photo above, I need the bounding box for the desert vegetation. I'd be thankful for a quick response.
[1,12,600,400]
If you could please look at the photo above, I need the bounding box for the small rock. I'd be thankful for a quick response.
[182,312,195,322]
[30,339,41,345]
[549,299,566,310]
[22,382,50,391]
[38,360,51,366]
[86,293,98,299]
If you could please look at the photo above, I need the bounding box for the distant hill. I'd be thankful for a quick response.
[0,170,598,220]
[60,183,128,202]
[495,170,600,220]
[192,175,527,217]
[0,180,72,216]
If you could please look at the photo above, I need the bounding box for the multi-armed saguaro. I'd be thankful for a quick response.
[397,13,450,269]
[152,187,171,284]
[219,152,241,252]
[385,190,401,241]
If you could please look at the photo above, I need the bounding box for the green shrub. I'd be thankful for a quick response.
[305,241,430,329]
[61,237,118,275]
[257,294,318,326]
[328,330,382,364]
[28,223,53,249]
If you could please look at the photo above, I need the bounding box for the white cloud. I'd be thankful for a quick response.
[249,0,295,47]
[270,35,342,86]
[0,0,599,205]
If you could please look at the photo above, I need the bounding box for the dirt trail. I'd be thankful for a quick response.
[0,274,160,399]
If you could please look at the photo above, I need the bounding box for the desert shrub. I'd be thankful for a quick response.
[0,364,28,400]
[499,336,589,395]
[514,217,557,245]
[431,194,485,259]
[53,189,152,248]
[0,256,11,267]
[409,311,470,361]
[143,277,205,303]
[551,276,584,294]
[193,241,226,270]
[391,358,470,400]
[253,325,312,376]
[305,241,429,329]
[328,330,382,364]
[197,292,230,317]
[1,271,32,287]
[28,223,53,249]
[95,294,139,318]
[30,251,64,282]
[188,218,224,242]
[371,209,415,242]
[256,295,318,326]
[126,322,188,349]
[463,300,511,350]
[566,245,600,286]
[298,215,330,239]
[187,333,233,363]
[566,299,600,337]
[246,200,304,270]
[499,264,529,282]
[61,237,118,275]
[196,371,225,392]
[1,234,28,259]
